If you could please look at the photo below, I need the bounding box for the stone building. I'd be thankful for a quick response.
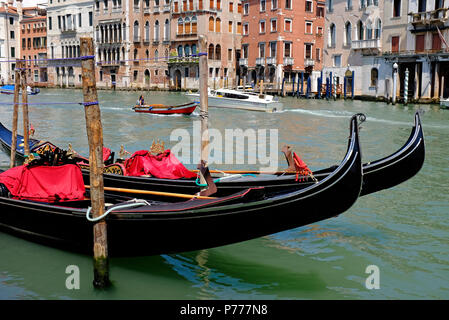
[0,1,19,84]
[168,0,242,89]
[241,0,325,92]
[94,0,170,89]
[20,6,48,86]
[323,0,385,98]
[384,0,449,103]
[46,0,94,88]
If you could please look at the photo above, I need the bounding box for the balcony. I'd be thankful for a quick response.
[163,4,170,12]
[98,60,120,67]
[143,37,150,44]
[153,6,160,13]
[133,6,140,12]
[133,36,141,43]
[61,27,76,34]
[239,58,248,67]
[304,58,315,67]
[112,6,122,13]
[283,57,294,65]
[256,57,265,66]
[409,8,449,27]
[168,56,199,64]
[144,7,150,13]
[266,56,276,65]
[352,39,381,53]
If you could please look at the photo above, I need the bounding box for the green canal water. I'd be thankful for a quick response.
[0,89,448,299]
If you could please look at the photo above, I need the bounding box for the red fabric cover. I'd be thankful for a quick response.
[103,147,111,162]
[124,149,196,179]
[293,152,313,182]
[0,164,86,202]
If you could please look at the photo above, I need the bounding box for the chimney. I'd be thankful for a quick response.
[16,0,23,22]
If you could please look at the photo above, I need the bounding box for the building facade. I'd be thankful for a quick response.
[241,0,325,91]
[168,0,242,89]
[46,0,94,88]
[323,0,385,98]
[0,1,19,84]
[20,6,48,86]
[128,0,171,89]
[388,0,449,102]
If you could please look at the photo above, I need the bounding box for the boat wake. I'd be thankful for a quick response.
[287,108,449,129]
[287,108,355,119]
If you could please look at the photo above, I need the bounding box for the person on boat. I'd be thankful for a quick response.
[137,95,145,106]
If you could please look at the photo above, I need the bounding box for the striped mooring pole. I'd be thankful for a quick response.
[404,68,409,105]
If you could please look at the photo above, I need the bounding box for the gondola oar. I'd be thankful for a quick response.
[84,185,216,200]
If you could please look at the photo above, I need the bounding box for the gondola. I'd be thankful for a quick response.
[0,114,363,256]
[132,102,198,115]
[0,112,425,198]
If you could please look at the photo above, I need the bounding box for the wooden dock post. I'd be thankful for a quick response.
[80,37,110,289]
[198,35,209,185]
[10,60,22,168]
[259,80,263,95]
[20,62,30,158]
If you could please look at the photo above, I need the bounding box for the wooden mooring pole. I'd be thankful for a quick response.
[10,60,22,168]
[199,35,209,185]
[20,63,30,158]
[80,37,110,288]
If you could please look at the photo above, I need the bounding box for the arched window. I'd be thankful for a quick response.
[208,43,214,59]
[134,48,138,60]
[164,19,169,40]
[345,22,351,46]
[375,19,381,39]
[366,20,372,40]
[154,20,160,41]
[145,49,149,59]
[210,0,214,9]
[209,16,214,32]
[178,18,184,34]
[192,16,197,34]
[215,44,221,60]
[192,43,197,55]
[177,45,183,57]
[123,22,126,41]
[155,49,159,61]
[185,17,191,34]
[145,21,150,41]
[357,20,364,40]
[216,18,221,33]
[184,45,190,57]
[370,68,378,86]
[133,21,139,41]
[329,23,336,47]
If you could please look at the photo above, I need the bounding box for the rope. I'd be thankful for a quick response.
[86,199,151,222]
[0,102,85,105]
[82,101,99,106]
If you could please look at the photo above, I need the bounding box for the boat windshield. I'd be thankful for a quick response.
[216,91,249,100]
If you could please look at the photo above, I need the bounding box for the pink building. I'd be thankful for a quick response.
[168,0,243,89]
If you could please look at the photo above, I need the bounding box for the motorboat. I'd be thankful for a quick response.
[187,88,283,112]
[0,85,40,95]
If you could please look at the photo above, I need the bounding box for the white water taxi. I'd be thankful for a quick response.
[186,88,283,112]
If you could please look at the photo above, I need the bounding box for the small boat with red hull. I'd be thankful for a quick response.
[132,102,198,115]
